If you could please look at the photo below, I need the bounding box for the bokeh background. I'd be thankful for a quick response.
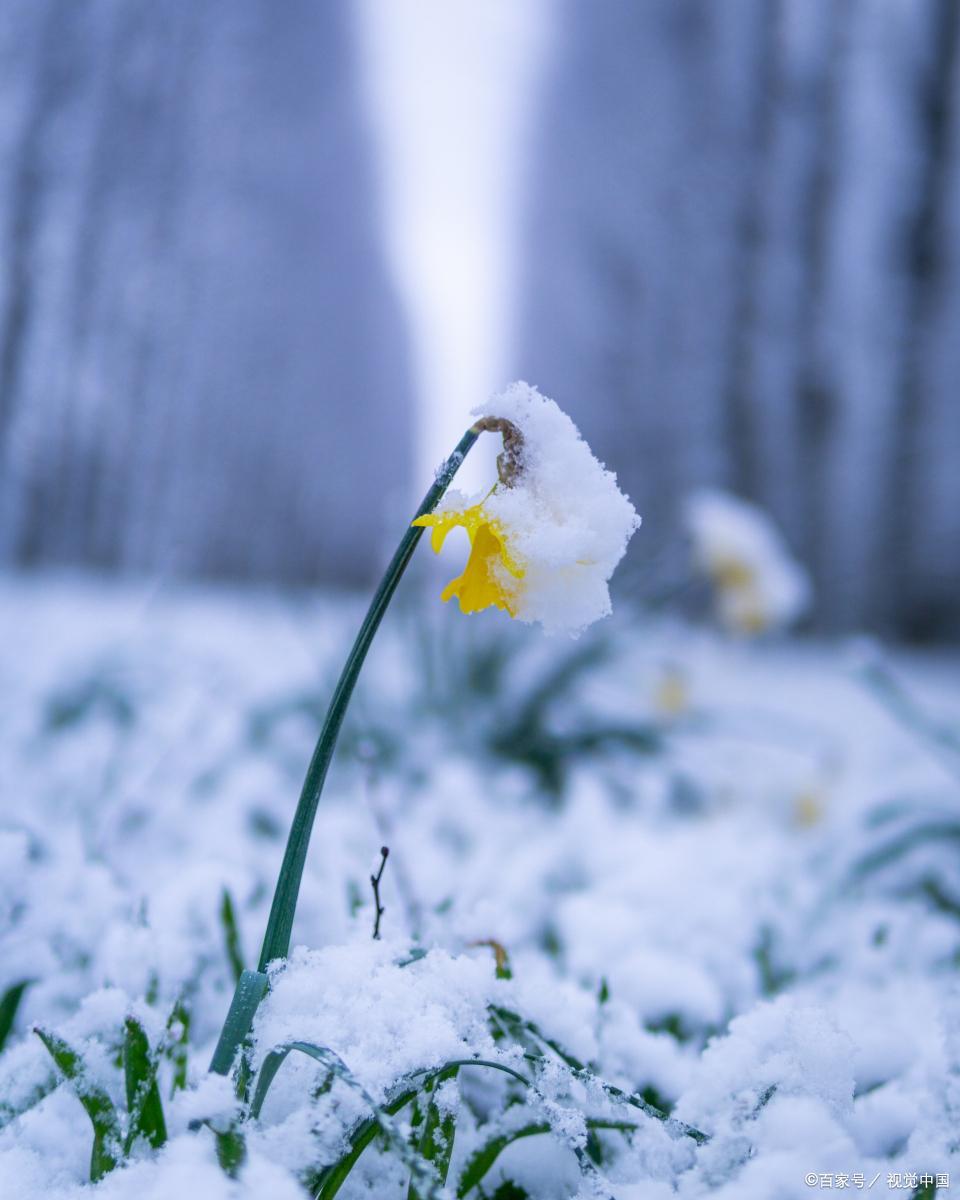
[0,0,957,637]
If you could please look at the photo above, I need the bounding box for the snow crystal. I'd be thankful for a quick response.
[684,489,810,634]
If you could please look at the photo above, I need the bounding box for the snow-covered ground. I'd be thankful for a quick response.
[2,574,960,1198]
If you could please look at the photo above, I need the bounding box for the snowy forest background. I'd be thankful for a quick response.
[0,0,958,639]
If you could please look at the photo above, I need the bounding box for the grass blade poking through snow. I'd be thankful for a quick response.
[251,1041,444,1198]
[212,426,491,1078]
[256,425,483,975]
[856,655,960,781]
[220,887,246,984]
[489,1005,708,1145]
[409,1071,457,1200]
[35,1027,122,1181]
[122,1017,167,1152]
[165,1000,190,1095]
[256,1057,529,1199]
[209,968,268,1077]
[455,1120,636,1197]
[0,980,30,1053]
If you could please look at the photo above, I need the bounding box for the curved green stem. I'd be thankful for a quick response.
[257,426,481,972]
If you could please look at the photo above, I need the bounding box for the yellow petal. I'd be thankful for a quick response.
[413,504,523,617]
[441,523,518,616]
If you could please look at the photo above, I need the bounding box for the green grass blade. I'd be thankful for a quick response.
[489,1005,708,1145]
[250,1043,296,1119]
[122,1017,167,1151]
[308,1070,472,1197]
[0,980,30,1053]
[209,969,268,1077]
[408,1070,457,1200]
[211,427,490,1079]
[220,888,246,985]
[35,1027,122,1181]
[457,1123,549,1196]
[456,1119,635,1197]
[255,1041,447,1199]
[308,1061,532,1198]
[420,1058,530,1088]
[0,1076,57,1132]
[215,1125,246,1177]
[850,821,960,880]
[188,1115,247,1179]
[256,425,482,974]
[165,1000,190,1095]
[857,658,960,780]
[307,1085,421,1198]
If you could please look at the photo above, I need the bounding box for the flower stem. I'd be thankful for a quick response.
[256,426,481,973]
[210,426,483,1076]
[209,426,487,1078]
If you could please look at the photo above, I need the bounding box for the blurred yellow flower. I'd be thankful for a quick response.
[413,503,524,616]
[792,788,825,829]
[654,665,690,719]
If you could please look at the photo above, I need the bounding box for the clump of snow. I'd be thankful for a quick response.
[438,382,640,635]
[252,940,504,1107]
[675,997,856,1135]
[684,490,810,634]
[80,1137,306,1200]
[673,998,859,1193]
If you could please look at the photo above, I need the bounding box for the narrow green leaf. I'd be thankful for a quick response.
[457,1122,549,1196]
[35,1027,122,1181]
[215,1125,246,1177]
[490,1184,530,1200]
[254,1041,445,1199]
[165,1001,190,1095]
[307,1085,419,1198]
[256,425,483,974]
[250,1044,293,1120]
[220,888,246,985]
[488,1005,708,1145]
[456,1119,634,1197]
[0,1076,57,1132]
[209,969,268,1077]
[409,1070,457,1200]
[857,659,960,780]
[307,1061,528,1198]
[420,1058,530,1088]
[210,429,490,1083]
[850,821,960,880]
[308,1073,465,1198]
[123,1017,167,1151]
[0,980,30,1053]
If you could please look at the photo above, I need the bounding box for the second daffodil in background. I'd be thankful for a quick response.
[684,489,811,635]
[414,382,640,636]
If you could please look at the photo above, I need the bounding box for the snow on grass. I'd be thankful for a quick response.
[1,575,960,1196]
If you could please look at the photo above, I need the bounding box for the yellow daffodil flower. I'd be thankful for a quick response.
[654,665,690,719]
[413,503,525,616]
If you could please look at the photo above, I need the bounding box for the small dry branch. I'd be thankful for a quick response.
[370,846,389,940]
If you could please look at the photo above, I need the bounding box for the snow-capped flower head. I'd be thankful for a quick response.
[684,489,810,635]
[414,383,640,636]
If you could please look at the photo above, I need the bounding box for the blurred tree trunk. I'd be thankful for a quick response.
[0,0,412,586]
[515,0,960,638]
